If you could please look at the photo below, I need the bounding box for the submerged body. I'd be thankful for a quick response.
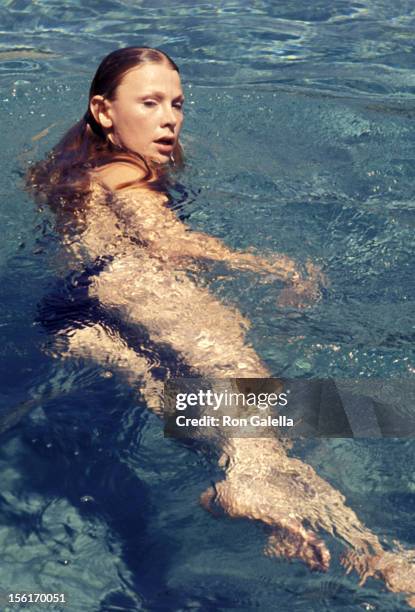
[53,163,415,608]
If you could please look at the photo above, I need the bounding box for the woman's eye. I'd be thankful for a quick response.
[143,100,157,107]
[174,102,184,110]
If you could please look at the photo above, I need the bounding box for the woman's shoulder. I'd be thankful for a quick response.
[89,162,169,209]
[89,162,147,192]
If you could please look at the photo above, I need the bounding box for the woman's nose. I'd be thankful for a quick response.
[161,104,177,127]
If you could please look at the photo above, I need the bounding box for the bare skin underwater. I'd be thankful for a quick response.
[52,179,415,607]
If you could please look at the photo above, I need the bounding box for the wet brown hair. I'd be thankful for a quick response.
[26,46,184,216]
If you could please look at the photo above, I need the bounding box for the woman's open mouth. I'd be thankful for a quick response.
[154,137,174,153]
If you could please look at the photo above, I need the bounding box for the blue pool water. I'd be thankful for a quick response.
[1,0,414,610]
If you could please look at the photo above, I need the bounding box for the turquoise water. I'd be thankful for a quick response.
[1,0,414,610]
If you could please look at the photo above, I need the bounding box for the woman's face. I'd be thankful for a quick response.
[92,62,184,164]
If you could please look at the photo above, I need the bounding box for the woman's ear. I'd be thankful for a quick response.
[89,95,113,129]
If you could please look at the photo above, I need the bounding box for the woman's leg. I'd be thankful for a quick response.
[76,264,415,605]
[59,322,165,414]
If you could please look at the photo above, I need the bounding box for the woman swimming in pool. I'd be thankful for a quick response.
[27,47,415,606]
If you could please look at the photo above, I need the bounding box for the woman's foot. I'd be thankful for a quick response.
[200,480,330,572]
[342,548,415,608]
[265,521,330,571]
[202,476,415,607]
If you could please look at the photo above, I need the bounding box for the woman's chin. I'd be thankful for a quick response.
[149,153,172,166]
[154,152,171,164]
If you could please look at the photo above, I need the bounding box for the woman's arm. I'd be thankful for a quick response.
[111,185,297,277]
[92,164,326,300]
[114,186,326,305]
